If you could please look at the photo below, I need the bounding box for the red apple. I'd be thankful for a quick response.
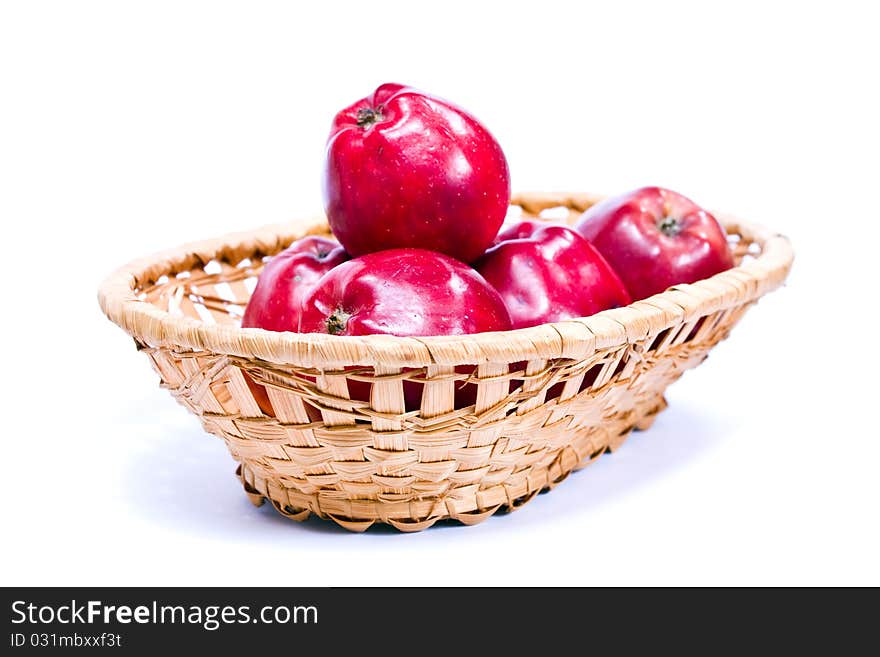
[574,187,734,300]
[300,248,512,410]
[242,235,348,332]
[300,247,510,337]
[241,235,348,415]
[323,83,510,263]
[475,220,631,329]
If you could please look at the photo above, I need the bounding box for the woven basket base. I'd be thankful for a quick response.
[234,394,668,532]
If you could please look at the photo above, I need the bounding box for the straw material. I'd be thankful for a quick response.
[98,192,793,531]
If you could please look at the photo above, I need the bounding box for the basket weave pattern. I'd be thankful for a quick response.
[99,193,793,531]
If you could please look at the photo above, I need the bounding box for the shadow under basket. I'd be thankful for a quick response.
[98,192,793,532]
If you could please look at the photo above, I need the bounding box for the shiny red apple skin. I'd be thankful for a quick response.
[323,83,510,263]
[475,220,631,329]
[574,187,734,301]
[241,235,348,416]
[300,248,511,337]
[242,235,348,332]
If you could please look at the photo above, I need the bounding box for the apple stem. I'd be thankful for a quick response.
[658,216,682,237]
[326,308,352,335]
[356,106,382,128]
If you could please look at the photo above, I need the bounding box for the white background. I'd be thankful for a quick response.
[2,1,878,586]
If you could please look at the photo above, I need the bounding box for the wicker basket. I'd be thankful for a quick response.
[98,192,793,531]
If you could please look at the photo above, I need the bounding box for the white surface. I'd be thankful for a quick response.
[1,1,878,586]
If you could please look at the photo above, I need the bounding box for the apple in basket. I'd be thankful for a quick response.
[574,186,734,300]
[241,235,348,414]
[323,83,510,264]
[299,248,512,410]
[242,236,348,332]
[475,220,631,329]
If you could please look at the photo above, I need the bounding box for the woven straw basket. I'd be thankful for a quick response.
[98,192,793,532]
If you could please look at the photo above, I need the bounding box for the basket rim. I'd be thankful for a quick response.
[97,192,794,368]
